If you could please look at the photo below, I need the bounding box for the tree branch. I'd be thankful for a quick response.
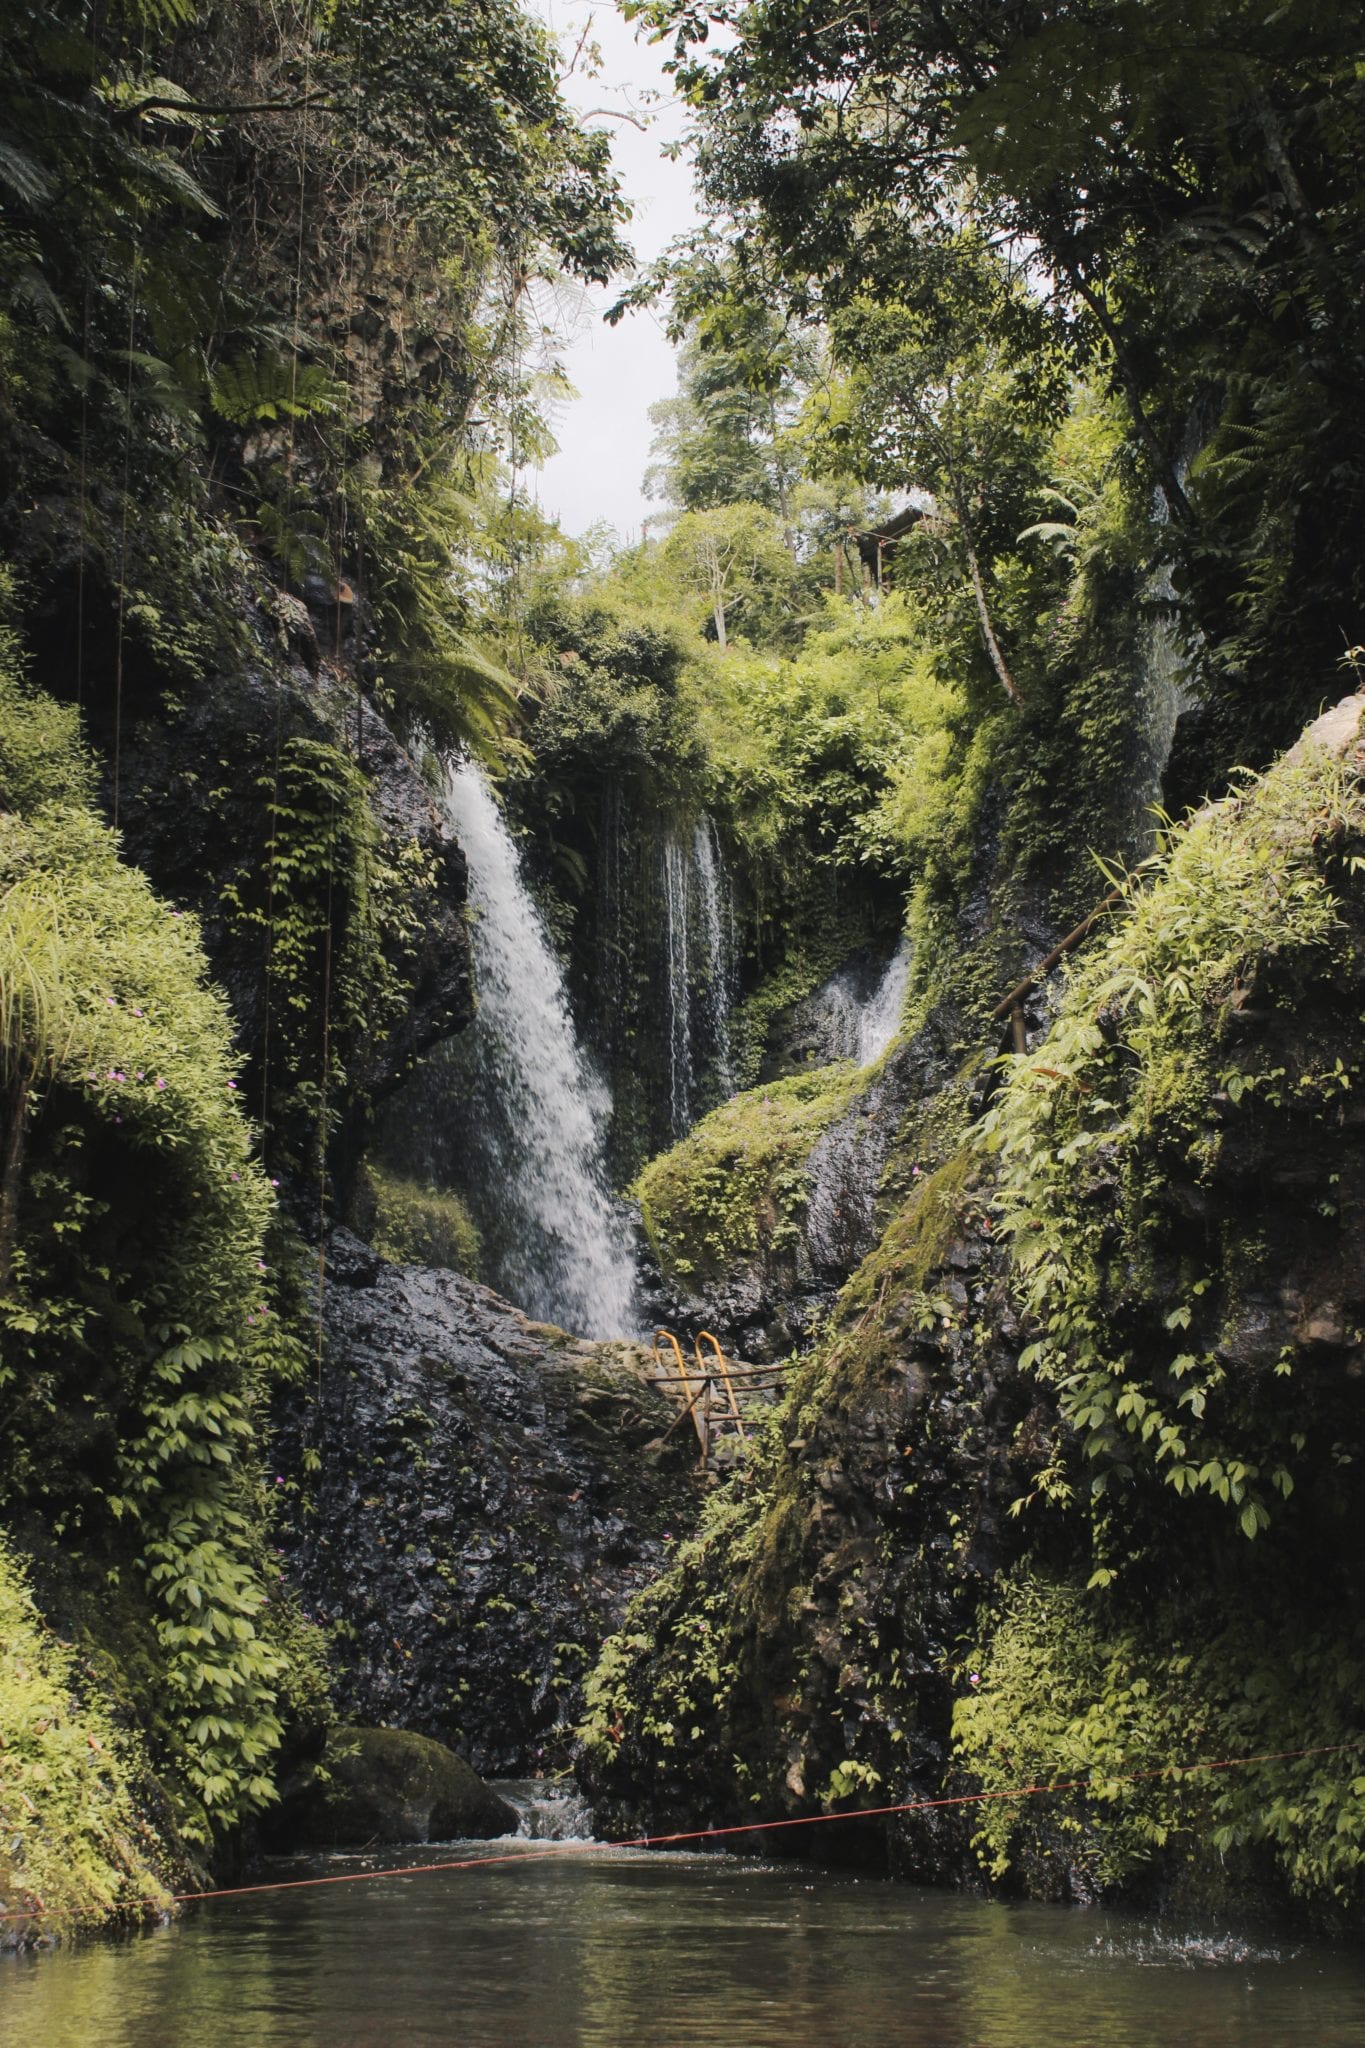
[113,91,339,125]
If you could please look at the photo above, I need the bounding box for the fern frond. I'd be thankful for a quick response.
[210,353,343,427]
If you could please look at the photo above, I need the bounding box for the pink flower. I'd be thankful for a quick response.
[155,1078,166,1090]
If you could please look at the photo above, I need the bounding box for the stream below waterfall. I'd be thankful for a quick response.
[8,1831,1365,2047]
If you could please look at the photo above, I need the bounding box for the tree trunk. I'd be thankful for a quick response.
[1251,88,1333,283]
[945,463,1022,707]
[0,1057,34,1291]
[1063,263,1195,524]
[962,528,1022,706]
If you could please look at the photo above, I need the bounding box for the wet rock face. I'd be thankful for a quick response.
[584,1193,1044,1879]
[276,1233,698,1776]
[649,1005,970,1363]
[114,618,473,1135]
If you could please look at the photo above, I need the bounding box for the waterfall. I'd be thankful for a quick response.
[801,936,912,1069]
[854,934,912,1064]
[662,832,694,1137]
[802,938,912,1277]
[1136,476,1199,832]
[693,818,736,1097]
[439,763,639,1338]
[661,819,738,1136]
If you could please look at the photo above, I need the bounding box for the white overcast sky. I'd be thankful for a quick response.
[529,2,701,540]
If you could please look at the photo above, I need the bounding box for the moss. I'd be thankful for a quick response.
[955,1570,1365,1910]
[281,1724,516,1847]
[0,631,94,815]
[1,668,316,1842]
[354,1161,481,1278]
[635,1064,861,1292]
[0,1535,176,1945]
[955,730,1365,1911]
[984,740,1365,1538]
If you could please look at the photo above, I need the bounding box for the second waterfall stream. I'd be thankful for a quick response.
[440,761,639,1338]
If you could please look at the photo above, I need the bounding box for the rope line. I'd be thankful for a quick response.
[2,1739,1358,1927]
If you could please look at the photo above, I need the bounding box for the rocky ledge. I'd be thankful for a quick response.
[276,1232,700,1776]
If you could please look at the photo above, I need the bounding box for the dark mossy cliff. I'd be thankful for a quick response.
[0,0,627,1943]
[581,701,1365,1927]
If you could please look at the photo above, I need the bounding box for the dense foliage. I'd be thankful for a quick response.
[584,728,1365,1912]
[633,0,1365,770]
[0,0,623,1910]
[5,0,1365,1944]
[0,641,311,1841]
[0,1534,173,1935]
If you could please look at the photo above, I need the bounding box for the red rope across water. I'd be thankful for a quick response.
[2,1739,1360,1928]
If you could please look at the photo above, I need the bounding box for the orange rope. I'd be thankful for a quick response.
[1,1739,1359,1927]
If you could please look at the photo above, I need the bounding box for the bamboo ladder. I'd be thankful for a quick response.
[649,1328,791,1467]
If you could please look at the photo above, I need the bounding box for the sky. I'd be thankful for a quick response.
[528,2,702,541]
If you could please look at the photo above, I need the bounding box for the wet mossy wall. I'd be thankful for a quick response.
[580,708,1365,1924]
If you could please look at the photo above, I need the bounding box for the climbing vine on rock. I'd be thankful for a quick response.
[0,652,311,1840]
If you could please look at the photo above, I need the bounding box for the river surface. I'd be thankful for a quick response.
[6,1839,1365,2048]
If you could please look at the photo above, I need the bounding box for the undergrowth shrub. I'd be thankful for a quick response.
[0,653,311,1842]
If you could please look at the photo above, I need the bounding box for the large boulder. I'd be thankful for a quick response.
[280,1726,518,1847]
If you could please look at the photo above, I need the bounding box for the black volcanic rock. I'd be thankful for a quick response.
[275,1233,700,1775]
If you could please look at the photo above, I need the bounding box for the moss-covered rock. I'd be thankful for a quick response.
[352,1161,481,1278]
[277,1725,517,1847]
[0,656,321,1846]
[580,695,1365,1925]
[636,1065,861,1352]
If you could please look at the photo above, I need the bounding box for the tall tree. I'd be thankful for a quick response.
[633,0,1365,759]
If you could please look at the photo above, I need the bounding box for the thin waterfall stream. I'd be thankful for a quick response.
[436,762,639,1338]
[693,817,737,1097]
[661,816,738,1133]
[662,831,695,1137]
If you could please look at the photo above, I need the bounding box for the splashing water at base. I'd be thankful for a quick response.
[493,1778,595,1842]
[438,763,639,1338]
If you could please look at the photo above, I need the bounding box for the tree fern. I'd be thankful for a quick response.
[209,351,343,427]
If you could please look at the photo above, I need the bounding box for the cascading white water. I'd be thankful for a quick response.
[693,818,736,1096]
[662,832,694,1136]
[802,936,913,1275]
[661,819,738,1133]
[806,935,912,1068]
[854,934,912,1064]
[442,763,638,1338]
